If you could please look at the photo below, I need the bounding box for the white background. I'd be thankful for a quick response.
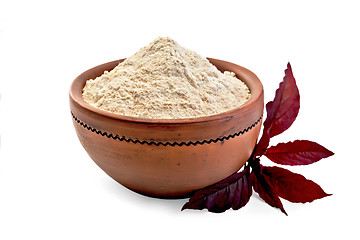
[1,0,359,239]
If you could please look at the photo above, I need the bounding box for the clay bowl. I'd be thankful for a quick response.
[69,58,264,198]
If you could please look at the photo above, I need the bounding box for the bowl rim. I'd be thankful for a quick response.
[69,58,263,125]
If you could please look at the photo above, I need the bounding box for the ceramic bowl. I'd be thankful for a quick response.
[69,58,263,198]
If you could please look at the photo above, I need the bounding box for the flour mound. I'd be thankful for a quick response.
[82,37,251,119]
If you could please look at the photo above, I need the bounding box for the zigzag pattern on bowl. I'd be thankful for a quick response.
[71,112,262,146]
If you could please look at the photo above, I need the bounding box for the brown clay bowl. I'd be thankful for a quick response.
[69,58,264,198]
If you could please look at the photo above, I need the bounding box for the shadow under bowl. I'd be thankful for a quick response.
[69,58,264,198]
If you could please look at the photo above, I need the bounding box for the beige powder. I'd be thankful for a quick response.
[82,37,251,119]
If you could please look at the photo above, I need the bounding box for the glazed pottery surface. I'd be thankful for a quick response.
[69,58,264,198]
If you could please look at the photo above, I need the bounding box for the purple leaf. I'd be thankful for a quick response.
[265,140,334,165]
[254,63,300,156]
[250,159,287,215]
[181,167,252,213]
[262,166,332,203]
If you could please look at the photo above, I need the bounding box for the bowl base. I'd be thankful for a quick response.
[120,182,195,199]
